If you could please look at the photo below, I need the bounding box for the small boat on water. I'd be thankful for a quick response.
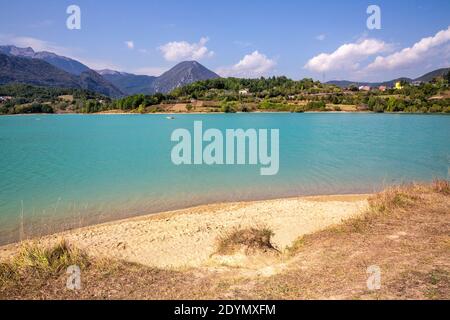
[166,116,175,120]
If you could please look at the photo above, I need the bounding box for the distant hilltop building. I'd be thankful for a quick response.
[358,85,371,91]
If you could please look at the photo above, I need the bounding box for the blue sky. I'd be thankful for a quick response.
[0,0,449,81]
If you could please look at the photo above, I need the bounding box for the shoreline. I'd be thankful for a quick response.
[0,193,370,269]
[2,110,450,116]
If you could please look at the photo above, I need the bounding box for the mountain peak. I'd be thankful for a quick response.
[152,60,219,93]
[0,45,90,76]
[101,61,219,95]
[0,45,35,58]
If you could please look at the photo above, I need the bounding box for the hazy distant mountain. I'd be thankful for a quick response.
[0,53,123,97]
[78,70,123,98]
[414,68,450,82]
[98,70,156,95]
[99,61,220,95]
[327,68,450,88]
[151,61,220,93]
[0,45,90,75]
[327,77,411,88]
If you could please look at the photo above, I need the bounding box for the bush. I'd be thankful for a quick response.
[305,101,326,111]
[429,104,442,113]
[13,103,54,114]
[291,106,305,113]
[259,100,291,111]
[221,101,238,113]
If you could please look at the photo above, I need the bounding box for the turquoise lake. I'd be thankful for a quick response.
[0,113,449,244]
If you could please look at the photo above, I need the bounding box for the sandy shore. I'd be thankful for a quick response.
[0,194,369,269]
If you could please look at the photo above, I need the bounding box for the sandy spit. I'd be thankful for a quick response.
[0,195,369,269]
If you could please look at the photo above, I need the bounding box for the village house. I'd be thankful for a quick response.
[358,86,371,92]
[239,89,250,95]
[0,96,12,103]
[378,86,387,92]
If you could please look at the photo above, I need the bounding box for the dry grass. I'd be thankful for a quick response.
[321,182,425,235]
[432,179,450,195]
[1,180,449,300]
[216,227,277,255]
[0,239,89,288]
[247,180,450,299]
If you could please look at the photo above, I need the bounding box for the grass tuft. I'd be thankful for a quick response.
[16,239,89,274]
[0,262,18,286]
[432,179,450,195]
[368,184,421,215]
[216,227,277,255]
[1,240,89,285]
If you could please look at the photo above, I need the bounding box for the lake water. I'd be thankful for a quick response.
[0,113,449,244]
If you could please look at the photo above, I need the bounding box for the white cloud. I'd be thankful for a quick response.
[216,51,276,78]
[125,41,134,50]
[316,34,326,41]
[304,39,389,73]
[366,26,450,71]
[159,37,214,61]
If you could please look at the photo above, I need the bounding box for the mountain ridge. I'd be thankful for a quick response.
[0,45,91,76]
[327,68,450,88]
[0,53,123,97]
[99,61,220,95]
[1,45,448,97]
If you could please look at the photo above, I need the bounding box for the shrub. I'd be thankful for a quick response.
[429,104,442,113]
[13,103,54,114]
[221,101,238,113]
[291,106,305,113]
[305,101,326,111]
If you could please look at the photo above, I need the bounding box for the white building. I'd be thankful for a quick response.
[358,86,371,91]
